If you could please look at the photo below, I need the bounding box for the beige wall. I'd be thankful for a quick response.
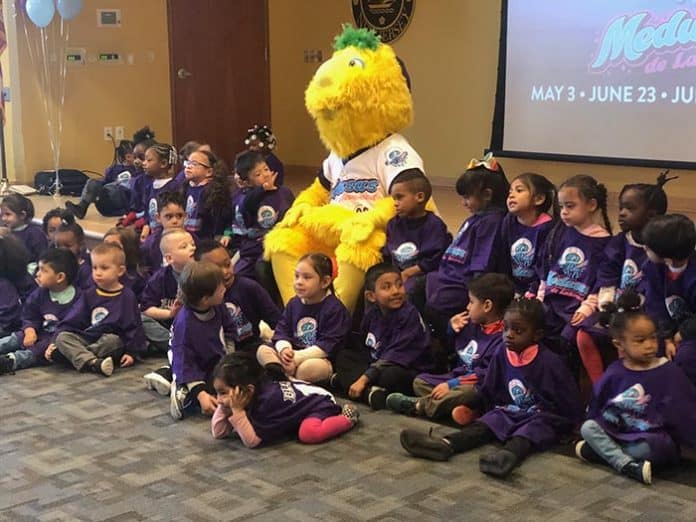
[268,0,696,210]
[9,0,171,183]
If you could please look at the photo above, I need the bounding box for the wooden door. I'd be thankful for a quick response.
[167,0,270,166]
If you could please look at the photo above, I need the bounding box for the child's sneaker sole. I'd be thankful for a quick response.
[100,357,114,377]
[144,371,172,396]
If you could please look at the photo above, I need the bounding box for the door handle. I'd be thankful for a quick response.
[177,68,192,79]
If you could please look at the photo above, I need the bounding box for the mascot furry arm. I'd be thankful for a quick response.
[264,26,429,311]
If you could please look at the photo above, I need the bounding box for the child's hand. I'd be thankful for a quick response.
[169,298,183,319]
[23,328,38,347]
[401,266,420,283]
[665,338,678,360]
[219,236,231,248]
[450,311,469,333]
[120,354,135,367]
[348,375,369,399]
[570,310,588,326]
[279,347,294,366]
[228,386,251,411]
[430,382,451,400]
[262,172,278,192]
[140,225,151,242]
[45,343,57,362]
[198,390,219,416]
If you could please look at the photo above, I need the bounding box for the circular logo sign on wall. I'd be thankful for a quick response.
[351,0,415,43]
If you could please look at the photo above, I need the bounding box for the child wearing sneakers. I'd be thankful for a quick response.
[382,169,451,313]
[169,261,237,420]
[334,263,433,410]
[0,249,79,375]
[386,273,513,421]
[50,243,146,376]
[212,352,358,448]
[400,298,582,478]
[576,291,696,485]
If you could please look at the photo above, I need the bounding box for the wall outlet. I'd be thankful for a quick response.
[115,126,125,140]
[104,127,113,141]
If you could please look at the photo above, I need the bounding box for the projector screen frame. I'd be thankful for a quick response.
[488,0,696,171]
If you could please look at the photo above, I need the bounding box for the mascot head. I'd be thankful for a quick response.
[305,25,413,159]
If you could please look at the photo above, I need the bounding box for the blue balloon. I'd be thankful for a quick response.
[57,0,84,21]
[25,0,55,28]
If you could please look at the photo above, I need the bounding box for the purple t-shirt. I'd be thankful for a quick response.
[18,285,79,358]
[272,294,351,359]
[169,304,236,385]
[360,301,433,372]
[13,224,48,263]
[223,276,281,346]
[56,286,146,355]
[0,278,21,334]
[477,344,582,448]
[383,212,451,277]
[587,359,696,463]
[246,379,341,445]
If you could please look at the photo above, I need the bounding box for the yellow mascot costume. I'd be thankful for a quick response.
[264,25,427,312]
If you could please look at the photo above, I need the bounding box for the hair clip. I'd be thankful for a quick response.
[467,152,499,172]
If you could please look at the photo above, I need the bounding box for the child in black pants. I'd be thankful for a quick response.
[333,263,433,409]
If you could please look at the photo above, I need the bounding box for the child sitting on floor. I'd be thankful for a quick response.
[0,232,30,339]
[50,243,146,376]
[400,298,582,478]
[334,263,433,410]
[0,249,79,375]
[576,291,696,485]
[256,253,351,384]
[1,193,48,264]
[386,273,513,421]
[139,191,187,274]
[212,352,358,448]
[169,261,237,420]
[54,213,91,290]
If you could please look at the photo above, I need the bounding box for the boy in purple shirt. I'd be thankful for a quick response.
[382,169,451,313]
[0,249,79,375]
[232,150,294,280]
[139,191,187,275]
[169,261,237,420]
[50,243,146,376]
[386,273,513,421]
[334,263,433,410]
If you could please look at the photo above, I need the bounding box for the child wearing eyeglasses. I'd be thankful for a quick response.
[181,149,233,241]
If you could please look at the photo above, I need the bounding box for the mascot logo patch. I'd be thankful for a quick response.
[148,198,158,224]
[385,148,408,167]
[559,247,587,280]
[602,383,656,432]
[546,247,590,299]
[296,317,318,346]
[456,340,479,370]
[257,205,278,229]
[351,0,415,43]
[510,238,535,278]
[42,313,60,333]
[393,241,418,267]
[620,259,641,290]
[665,295,689,322]
[225,302,252,340]
[91,307,109,326]
[505,378,537,413]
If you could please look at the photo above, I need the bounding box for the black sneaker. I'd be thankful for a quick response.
[575,440,607,466]
[329,373,341,390]
[367,386,387,410]
[170,384,190,420]
[65,201,86,219]
[0,355,15,375]
[621,460,652,485]
[479,449,519,478]
[144,365,173,396]
[400,428,454,461]
[386,393,418,415]
[89,357,114,377]
[341,403,360,425]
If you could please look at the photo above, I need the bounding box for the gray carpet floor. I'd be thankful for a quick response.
[1,359,695,521]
